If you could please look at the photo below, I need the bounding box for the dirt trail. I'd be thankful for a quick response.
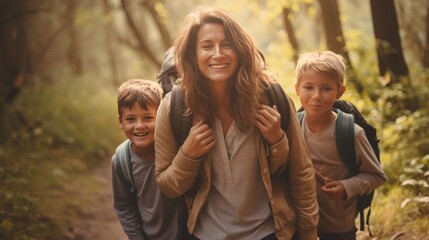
[67,160,127,240]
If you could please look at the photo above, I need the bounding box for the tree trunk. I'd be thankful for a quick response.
[423,0,429,68]
[282,8,299,63]
[66,0,83,75]
[370,0,409,78]
[318,0,363,93]
[102,0,119,85]
[0,2,28,106]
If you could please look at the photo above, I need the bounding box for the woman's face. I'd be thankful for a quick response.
[196,23,238,85]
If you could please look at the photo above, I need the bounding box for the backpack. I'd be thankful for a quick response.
[156,47,179,97]
[112,139,190,239]
[297,99,380,236]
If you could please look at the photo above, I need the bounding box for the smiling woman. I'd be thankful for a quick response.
[154,5,319,240]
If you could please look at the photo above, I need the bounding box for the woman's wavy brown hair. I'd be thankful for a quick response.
[174,5,274,132]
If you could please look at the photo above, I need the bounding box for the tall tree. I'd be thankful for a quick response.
[282,7,299,63]
[370,0,409,79]
[0,1,35,106]
[318,0,363,93]
[66,0,83,75]
[102,0,119,85]
[370,0,418,117]
[424,1,429,67]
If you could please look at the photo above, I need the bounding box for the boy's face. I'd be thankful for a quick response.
[118,102,157,156]
[295,72,345,118]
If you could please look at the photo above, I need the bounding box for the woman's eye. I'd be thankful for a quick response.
[223,42,232,48]
[201,45,212,49]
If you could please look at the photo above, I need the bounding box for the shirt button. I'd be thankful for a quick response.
[272,148,278,153]
[263,168,268,174]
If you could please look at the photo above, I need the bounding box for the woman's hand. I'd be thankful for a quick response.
[256,105,284,145]
[181,119,215,159]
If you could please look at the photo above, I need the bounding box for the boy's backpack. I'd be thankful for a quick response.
[112,139,190,239]
[112,139,137,194]
[297,99,380,236]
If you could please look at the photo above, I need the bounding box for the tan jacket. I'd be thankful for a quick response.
[155,93,318,240]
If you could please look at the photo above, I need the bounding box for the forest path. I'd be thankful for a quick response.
[60,158,412,240]
[66,159,127,240]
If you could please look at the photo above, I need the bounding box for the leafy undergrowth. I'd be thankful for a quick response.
[357,186,429,240]
[0,145,121,240]
[0,70,123,239]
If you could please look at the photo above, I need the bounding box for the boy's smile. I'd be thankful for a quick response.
[119,102,157,159]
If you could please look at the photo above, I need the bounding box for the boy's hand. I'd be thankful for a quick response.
[256,105,284,145]
[321,181,347,200]
[181,119,215,159]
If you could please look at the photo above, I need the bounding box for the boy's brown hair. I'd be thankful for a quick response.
[295,51,346,88]
[117,79,163,116]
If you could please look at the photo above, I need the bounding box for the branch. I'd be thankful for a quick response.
[0,8,50,28]
[140,0,172,49]
[120,0,161,68]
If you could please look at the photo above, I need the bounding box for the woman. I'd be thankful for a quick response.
[155,5,318,240]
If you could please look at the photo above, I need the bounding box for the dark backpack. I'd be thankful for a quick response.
[156,47,179,97]
[297,99,380,236]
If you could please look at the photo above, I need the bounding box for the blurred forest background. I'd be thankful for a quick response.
[1,0,428,239]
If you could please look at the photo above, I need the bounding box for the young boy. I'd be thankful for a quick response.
[112,79,187,240]
[294,51,387,240]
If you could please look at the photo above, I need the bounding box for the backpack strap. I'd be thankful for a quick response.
[170,82,290,144]
[334,108,358,175]
[335,109,368,231]
[265,82,290,131]
[113,139,136,194]
[170,86,193,146]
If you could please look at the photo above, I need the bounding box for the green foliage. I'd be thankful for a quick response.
[0,70,124,239]
[0,191,63,240]
[1,70,123,162]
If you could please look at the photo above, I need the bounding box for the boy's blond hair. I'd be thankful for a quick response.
[295,51,346,88]
[117,79,163,116]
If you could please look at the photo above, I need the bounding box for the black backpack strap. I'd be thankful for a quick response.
[265,82,290,131]
[170,87,193,146]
